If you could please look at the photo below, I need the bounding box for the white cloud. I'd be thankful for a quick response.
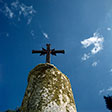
[27,17,32,24]
[5,5,14,18]
[0,0,36,24]
[19,4,36,17]
[107,27,111,31]
[81,53,90,61]
[99,89,105,95]
[92,61,98,67]
[81,32,104,61]
[110,68,112,72]
[11,0,19,8]
[43,32,49,39]
[107,87,112,92]
[31,30,35,36]
[99,87,112,95]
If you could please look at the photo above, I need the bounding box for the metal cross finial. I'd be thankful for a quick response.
[32,44,65,63]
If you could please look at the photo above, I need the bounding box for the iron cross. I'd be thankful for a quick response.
[32,44,65,63]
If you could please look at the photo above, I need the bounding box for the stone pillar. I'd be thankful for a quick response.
[21,63,77,112]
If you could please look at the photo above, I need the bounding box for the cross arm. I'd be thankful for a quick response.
[51,49,65,56]
[32,48,47,56]
[53,50,65,54]
[32,50,43,53]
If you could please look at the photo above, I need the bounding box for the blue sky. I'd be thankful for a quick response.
[0,0,112,111]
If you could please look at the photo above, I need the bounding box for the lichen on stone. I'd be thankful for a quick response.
[21,63,77,112]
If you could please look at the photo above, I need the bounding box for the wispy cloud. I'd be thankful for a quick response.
[81,53,90,61]
[43,32,49,39]
[5,5,14,18]
[107,27,111,31]
[110,68,112,72]
[0,32,9,38]
[107,87,112,92]
[99,89,105,95]
[0,0,36,24]
[99,87,112,95]
[30,30,35,36]
[81,32,104,61]
[92,61,98,67]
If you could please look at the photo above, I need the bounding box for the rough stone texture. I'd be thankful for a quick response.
[20,63,77,112]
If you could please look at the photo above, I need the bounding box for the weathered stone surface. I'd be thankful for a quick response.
[20,63,77,112]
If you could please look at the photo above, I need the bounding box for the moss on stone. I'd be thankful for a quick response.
[20,63,77,112]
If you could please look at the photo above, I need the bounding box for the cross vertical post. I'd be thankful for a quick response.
[46,44,51,63]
